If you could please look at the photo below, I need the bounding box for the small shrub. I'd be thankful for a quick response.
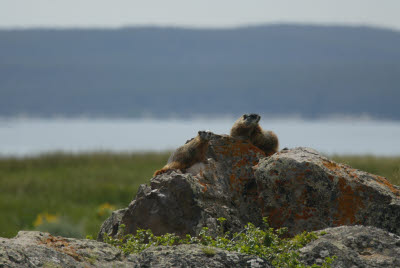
[103,217,335,268]
[201,247,216,257]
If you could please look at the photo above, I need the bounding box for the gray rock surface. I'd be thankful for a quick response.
[255,147,400,236]
[0,231,272,267]
[99,136,400,239]
[99,134,267,239]
[97,208,127,242]
[300,225,400,268]
[131,244,271,268]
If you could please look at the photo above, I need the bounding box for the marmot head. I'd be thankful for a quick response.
[198,130,213,141]
[240,113,260,126]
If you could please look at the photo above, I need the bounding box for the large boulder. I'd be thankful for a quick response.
[99,134,400,240]
[99,134,266,239]
[0,231,272,267]
[255,147,400,236]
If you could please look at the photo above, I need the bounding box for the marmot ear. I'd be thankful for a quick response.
[243,114,248,119]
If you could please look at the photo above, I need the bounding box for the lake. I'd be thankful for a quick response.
[1,117,400,156]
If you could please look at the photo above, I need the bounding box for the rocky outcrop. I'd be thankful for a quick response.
[255,147,400,236]
[99,134,267,239]
[97,208,127,242]
[2,133,400,267]
[300,225,400,267]
[99,134,400,239]
[0,231,272,267]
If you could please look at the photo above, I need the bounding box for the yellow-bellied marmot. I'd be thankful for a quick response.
[230,114,279,156]
[153,130,213,176]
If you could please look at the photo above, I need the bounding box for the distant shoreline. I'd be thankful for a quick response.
[1,117,400,157]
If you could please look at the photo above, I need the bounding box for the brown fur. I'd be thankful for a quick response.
[230,114,279,156]
[153,131,212,176]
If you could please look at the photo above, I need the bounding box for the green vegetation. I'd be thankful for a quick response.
[0,152,169,238]
[0,152,398,239]
[103,218,336,267]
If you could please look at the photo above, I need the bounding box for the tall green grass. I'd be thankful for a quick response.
[0,152,169,238]
[0,153,398,239]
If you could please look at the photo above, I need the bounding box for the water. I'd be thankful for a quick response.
[1,117,400,157]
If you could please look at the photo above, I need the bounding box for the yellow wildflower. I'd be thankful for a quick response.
[97,203,116,217]
[33,212,59,227]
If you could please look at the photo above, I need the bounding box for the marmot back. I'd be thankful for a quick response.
[230,114,279,156]
[153,131,213,176]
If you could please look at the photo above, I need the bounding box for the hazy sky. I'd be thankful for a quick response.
[1,0,400,30]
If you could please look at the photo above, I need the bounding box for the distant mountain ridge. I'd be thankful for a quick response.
[1,25,399,119]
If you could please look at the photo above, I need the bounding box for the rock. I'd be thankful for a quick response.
[255,147,400,236]
[99,135,400,239]
[99,134,267,238]
[299,225,400,268]
[97,208,127,242]
[0,231,123,268]
[3,134,400,267]
[131,244,272,268]
[0,231,272,267]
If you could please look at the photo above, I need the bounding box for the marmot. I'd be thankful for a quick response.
[230,114,279,156]
[153,130,213,176]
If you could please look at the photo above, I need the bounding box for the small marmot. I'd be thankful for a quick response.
[153,131,213,176]
[230,114,279,156]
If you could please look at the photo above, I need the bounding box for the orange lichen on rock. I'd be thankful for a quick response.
[229,173,241,193]
[198,180,208,192]
[295,207,316,220]
[266,207,288,227]
[212,138,265,158]
[374,175,400,196]
[324,160,362,183]
[324,157,399,197]
[211,137,263,195]
[323,160,342,174]
[333,177,365,225]
[40,235,82,261]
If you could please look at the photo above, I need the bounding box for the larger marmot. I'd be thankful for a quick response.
[153,130,213,176]
[230,114,279,156]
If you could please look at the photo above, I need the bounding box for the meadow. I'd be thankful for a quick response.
[0,153,399,239]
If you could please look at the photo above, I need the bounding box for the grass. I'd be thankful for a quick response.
[0,152,398,239]
[0,152,169,238]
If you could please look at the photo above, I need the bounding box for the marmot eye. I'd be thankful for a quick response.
[243,114,248,119]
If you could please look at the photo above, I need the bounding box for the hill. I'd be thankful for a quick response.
[1,25,399,119]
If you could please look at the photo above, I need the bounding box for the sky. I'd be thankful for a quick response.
[1,0,400,30]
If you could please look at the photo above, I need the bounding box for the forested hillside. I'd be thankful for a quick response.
[1,25,399,119]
